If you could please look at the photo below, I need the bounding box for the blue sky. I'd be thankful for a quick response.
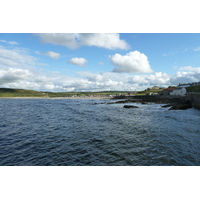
[1,33,200,92]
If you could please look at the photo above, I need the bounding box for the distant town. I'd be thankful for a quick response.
[0,81,200,98]
[113,81,200,98]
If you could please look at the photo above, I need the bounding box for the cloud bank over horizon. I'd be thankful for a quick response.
[1,66,200,92]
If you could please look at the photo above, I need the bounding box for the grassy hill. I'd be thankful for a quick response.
[0,87,169,98]
[186,85,200,93]
[0,88,134,98]
[0,88,47,97]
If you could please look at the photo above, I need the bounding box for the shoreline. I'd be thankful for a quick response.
[0,96,112,99]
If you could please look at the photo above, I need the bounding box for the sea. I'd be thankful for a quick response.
[0,98,199,166]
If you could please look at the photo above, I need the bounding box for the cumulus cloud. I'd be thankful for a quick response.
[68,57,87,66]
[69,71,170,91]
[0,68,32,85]
[0,67,68,91]
[36,33,130,50]
[179,66,200,73]
[73,68,200,92]
[1,67,200,92]
[36,51,60,59]
[170,70,200,85]
[37,33,80,49]
[110,51,153,73]
[0,40,19,45]
[79,33,130,50]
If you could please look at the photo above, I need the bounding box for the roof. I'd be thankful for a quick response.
[163,88,175,91]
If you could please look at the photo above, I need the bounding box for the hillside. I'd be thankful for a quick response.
[0,88,46,97]
[186,85,200,93]
[0,88,133,98]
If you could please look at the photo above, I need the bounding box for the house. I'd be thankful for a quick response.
[191,82,200,86]
[170,87,187,96]
[160,88,175,96]
[178,81,200,88]
[152,86,160,90]
[160,87,187,96]
[146,92,158,96]
[178,84,191,88]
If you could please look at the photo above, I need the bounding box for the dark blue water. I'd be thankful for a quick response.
[0,98,199,166]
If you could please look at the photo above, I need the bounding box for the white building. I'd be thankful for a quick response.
[170,87,187,96]
[178,81,200,88]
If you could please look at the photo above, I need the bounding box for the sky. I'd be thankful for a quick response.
[1,33,200,92]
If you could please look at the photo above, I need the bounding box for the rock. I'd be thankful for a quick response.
[123,105,139,108]
[169,103,192,110]
[162,104,172,108]
[141,102,148,104]
[107,100,133,104]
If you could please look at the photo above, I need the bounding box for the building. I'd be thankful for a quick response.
[160,87,187,96]
[178,81,200,88]
[160,88,175,96]
[152,86,160,90]
[170,87,187,96]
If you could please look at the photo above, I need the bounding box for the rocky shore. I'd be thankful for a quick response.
[110,95,198,110]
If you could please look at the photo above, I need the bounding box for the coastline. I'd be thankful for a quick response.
[0,96,112,99]
[1,95,199,110]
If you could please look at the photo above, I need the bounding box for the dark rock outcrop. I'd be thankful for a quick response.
[162,104,172,108]
[123,105,139,108]
[169,103,192,110]
[166,100,193,110]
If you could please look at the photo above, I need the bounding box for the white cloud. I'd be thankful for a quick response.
[68,57,87,66]
[170,70,200,85]
[179,66,200,73]
[0,45,36,70]
[37,33,80,49]
[0,68,32,85]
[0,40,19,45]
[36,51,60,59]
[79,33,130,50]
[46,51,60,59]
[1,66,200,92]
[36,33,130,50]
[110,51,153,73]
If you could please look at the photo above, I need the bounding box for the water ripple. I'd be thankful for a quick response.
[0,99,200,166]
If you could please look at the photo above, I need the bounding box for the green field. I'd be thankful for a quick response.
[0,88,136,98]
[0,88,46,97]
